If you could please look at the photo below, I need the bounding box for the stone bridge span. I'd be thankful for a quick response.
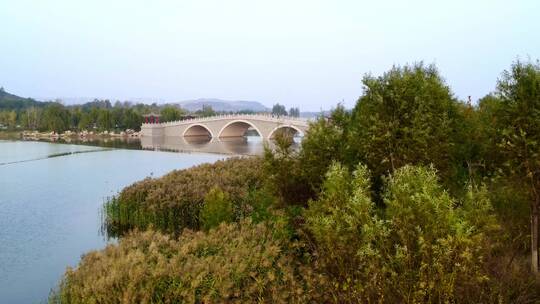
[141,114,309,139]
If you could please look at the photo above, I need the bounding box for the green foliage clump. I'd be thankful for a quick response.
[51,220,312,304]
[304,163,500,303]
[494,59,540,272]
[237,187,277,224]
[348,63,462,186]
[263,133,312,205]
[42,103,71,133]
[103,157,264,236]
[271,103,288,116]
[160,105,185,122]
[200,187,234,231]
[298,104,350,195]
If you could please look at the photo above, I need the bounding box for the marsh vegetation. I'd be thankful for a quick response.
[52,60,540,303]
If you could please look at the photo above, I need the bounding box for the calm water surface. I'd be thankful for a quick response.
[0,140,226,303]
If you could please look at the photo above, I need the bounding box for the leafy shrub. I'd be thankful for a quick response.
[200,187,233,231]
[298,104,350,195]
[103,157,264,236]
[263,133,312,206]
[52,220,313,304]
[236,187,277,224]
[304,163,503,303]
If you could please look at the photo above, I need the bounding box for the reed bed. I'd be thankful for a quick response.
[102,157,265,237]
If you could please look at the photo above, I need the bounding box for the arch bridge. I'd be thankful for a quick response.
[141,114,309,140]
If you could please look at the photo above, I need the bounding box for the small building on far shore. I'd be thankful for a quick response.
[143,113,161,124]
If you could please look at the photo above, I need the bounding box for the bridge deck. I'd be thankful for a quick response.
[142,113,309,127]
[141,114,311,139]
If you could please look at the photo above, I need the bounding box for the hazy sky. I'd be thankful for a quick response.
[1,0,539,110]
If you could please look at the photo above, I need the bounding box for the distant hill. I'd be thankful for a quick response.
[2,90,321,116]
[177,99,269,112]
[0,88,49,111]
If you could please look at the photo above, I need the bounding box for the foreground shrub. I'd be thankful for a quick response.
[103,157,264,236]
[52,220,312,304]
[304,163,505,303]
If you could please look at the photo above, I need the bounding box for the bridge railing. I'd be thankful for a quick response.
[142,113,311,127]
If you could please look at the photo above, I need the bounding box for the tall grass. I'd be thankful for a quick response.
[102,157,265,237]
[52,220,313,304]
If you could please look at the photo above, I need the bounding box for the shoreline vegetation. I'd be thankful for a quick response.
[21,129,141,140]
[0,129,140,140]
[50,60,540,303]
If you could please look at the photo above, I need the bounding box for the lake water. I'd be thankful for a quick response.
[0,140,226,303]
[20,135,300,156]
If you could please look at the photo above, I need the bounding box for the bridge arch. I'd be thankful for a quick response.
[183,124,214,138]
[218,120,263,138]
[268,125,304,139]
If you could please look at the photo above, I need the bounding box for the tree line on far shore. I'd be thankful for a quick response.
[0,91,303,133]
[0,98,175,133]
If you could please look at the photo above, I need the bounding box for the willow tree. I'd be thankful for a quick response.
[495,59,540,273]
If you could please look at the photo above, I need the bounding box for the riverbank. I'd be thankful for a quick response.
[0,131,22,140]
[21,129,141,140]
[0,129,141,141]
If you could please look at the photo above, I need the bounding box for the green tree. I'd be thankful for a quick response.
[69,107,82,130]
[196,105,216,117]
[77,112,93,130]
[97,109,113,131]
[288,107,300,117]
[122,108,142,130]
[272,103,287,116]
[111,107,124,129]
[41,103,70,132]
[160,105,185,122]
[22,107,41,130]
[348,63,462,186]
[493,59,540,273]
[263,133,312,205]
[7,110,17,128]
[298,104,350,194]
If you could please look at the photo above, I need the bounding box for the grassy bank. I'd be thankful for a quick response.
[102,157,265,237]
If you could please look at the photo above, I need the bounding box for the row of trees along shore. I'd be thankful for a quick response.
[0,90,303,133]
[0,99,174,133]
[51,59,540,303]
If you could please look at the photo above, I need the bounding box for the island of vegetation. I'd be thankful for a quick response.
[48,59,540,303]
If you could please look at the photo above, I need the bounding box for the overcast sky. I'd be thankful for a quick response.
[1,0,539,111]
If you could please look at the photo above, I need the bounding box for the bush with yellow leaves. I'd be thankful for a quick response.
[51,220,314,304]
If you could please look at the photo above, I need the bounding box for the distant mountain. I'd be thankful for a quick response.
[0,88,50,110]
[177,99,269,112]
[3,90,324,116]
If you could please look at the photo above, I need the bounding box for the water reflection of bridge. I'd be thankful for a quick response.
[140,136,299,156]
